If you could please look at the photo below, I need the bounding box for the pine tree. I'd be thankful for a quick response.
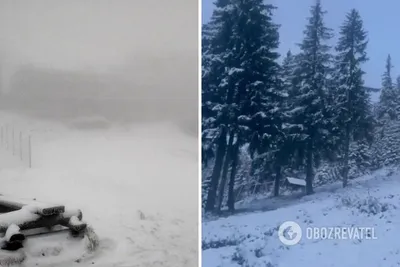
[282,50,301,99]
[348,139,373,178]
[232,0,285,199]
[333,9,371,187]
[382,55,394,90]
[372,119,400,167]
[202,0,282,212]
[396,75,400,90]
[280,50,309,173]
[201,0,237,212]
[378,54,397,120]
[293,0,333,194]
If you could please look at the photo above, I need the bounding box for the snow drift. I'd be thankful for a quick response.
[203,168,400,267]
[0,115,198,267]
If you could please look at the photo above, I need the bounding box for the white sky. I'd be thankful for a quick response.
[0,0,197,71]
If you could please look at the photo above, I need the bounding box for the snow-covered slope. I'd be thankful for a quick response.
[0,115,198,266]
[203,168,400,267]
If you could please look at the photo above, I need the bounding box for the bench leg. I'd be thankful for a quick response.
[1,224,25,251]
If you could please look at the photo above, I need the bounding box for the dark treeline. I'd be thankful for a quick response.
[202,0,400,215]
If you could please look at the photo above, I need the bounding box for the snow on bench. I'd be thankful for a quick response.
[286,177,306,187]
[0,196,65,216]
[0,205,85,233]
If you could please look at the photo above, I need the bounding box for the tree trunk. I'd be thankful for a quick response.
[274,164,281,197]
[343,81,352,188]
[205,127,227,212]
[343,122,351,188]
[227,138,240,212]
[216,132,234,213]
[305,139,314,195]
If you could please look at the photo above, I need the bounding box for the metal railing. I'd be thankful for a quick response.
[0,124,32,168]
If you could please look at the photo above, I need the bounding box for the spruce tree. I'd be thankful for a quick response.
[378,54,397,120]
[202,0,282,212]
[233,0,284,199]
[201,0,237,212]
[293,0,333,194]
[333,9,371,187]
[396,75,400,90]
[282,50,301,99]
[280,50,311,180]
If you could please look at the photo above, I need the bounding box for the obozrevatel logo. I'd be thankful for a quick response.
[278,221,302,245]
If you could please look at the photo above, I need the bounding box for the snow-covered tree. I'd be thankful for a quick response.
[372,120,400,167]
[396,75,400,90]
[291,0,334,194]
[232,0,287,198]
[203,0,285,210]
[333,9,372,187]
[202,0,237,212]
[378,54,397,120]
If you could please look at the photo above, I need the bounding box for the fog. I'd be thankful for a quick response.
[0,0,198,134]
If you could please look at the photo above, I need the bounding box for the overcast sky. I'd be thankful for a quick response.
[202,0,400,88]
[0,0,198,129]
[0,0,197,71]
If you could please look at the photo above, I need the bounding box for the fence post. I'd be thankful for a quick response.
[28,135,32,168]
[5,125,8,150]
[19,131,22,160]
[12,127,15,155]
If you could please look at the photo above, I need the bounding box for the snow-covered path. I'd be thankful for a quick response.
[203,168,400,267]
[0,121,198,266]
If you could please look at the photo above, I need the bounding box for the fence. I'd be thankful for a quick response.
[0,124,32,168]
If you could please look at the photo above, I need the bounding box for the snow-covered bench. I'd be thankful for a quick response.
[0,196,86,250]
[284,177,306,192]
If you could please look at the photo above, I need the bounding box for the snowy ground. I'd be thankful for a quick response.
[203,168,400,267]
[0,114,198,266]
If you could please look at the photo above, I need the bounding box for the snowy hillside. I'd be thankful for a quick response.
[202,1,400,266]
[202,168,400,267]
[0,114,198,266]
